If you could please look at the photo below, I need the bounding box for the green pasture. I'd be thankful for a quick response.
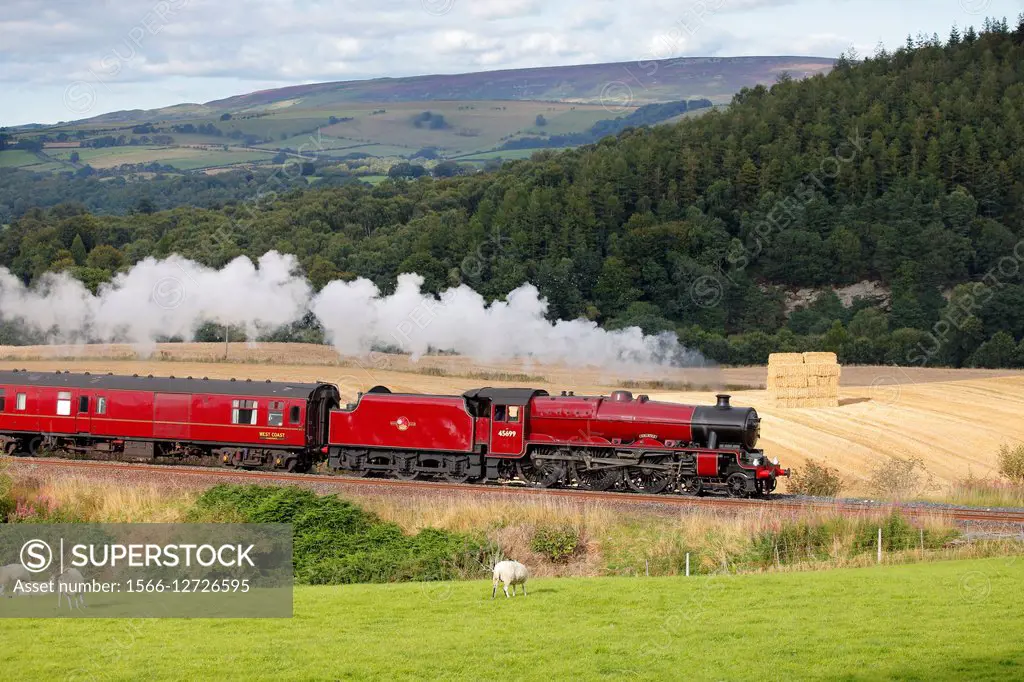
[0,557,1020,680]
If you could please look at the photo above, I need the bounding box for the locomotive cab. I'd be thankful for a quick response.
[462,388,548,457]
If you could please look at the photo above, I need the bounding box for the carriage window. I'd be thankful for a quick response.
[16,393,26,411]
[57,392,72,416]
[0,389,5,412]
[289,406,301,424]
[507,405,520,423]
[268,401,284,427]
[79,396,89,412]
[96,397,107,415]
[232,399,258,425]
[493,405,506,422]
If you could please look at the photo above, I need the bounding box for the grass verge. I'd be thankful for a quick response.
[0,557,1020,680]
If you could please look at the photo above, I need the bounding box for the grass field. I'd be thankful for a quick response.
[455,147,567,162]
[314,100,615,156]
[0,557,1019,680]
[0,149,67,172]
[45,146,278,170]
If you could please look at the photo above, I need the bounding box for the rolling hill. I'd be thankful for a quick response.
[0,56,832,177]
[82,56,834,122]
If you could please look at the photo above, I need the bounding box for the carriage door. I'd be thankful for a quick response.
[153,393,191,441]
[490,404,525,456]
[75,393,91,433]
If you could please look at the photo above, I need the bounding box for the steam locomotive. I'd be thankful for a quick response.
[0,369,788,497]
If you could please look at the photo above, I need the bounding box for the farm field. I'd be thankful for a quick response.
[45,146,278,170]
[0,557,1020,680]
[312,100,616,156]
[1,343,1022,489]
[0,149,68,172]
[21,100,623,172]
[454,147,567,162]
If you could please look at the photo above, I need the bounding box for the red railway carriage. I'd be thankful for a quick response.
[326,386,787,496]
[0,370,339,471]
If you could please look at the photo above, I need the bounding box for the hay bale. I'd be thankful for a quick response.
[768,353,805,366]
[769,352,840,408]
[777,375,809,389]
[804,363,841,378]
[802,351,837,364]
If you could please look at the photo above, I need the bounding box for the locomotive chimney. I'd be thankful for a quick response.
[715,394,731,410]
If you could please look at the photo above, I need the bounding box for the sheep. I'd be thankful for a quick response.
[0,563,30,598]
[55,568,86,610]
[491,560,529,599]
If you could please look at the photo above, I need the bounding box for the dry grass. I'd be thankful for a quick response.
[330,488,999,577]
[11,475,198,522]
[927,474,1024,508]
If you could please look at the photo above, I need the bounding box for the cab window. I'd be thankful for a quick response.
[507,406,520,423]
[493,405,506,422]
[0,389,5,411]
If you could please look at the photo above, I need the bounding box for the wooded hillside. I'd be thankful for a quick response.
[2,17,1023,368]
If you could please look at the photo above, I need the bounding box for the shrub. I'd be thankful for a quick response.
[997,442,1024,483]
[530,525,582,563]
[788,459,845,497]
[852,513,958,552]
[867,456,936,500]
[748,519,844,565]
[189,484,494,584]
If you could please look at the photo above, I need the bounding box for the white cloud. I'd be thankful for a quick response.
[468,0,544,20]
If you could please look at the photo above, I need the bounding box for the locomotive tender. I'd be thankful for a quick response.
[0,369,788,497]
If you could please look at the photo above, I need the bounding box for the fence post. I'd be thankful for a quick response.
[685,553,690,577]
[645,559,649,577]
[775,544,781,569]
[877,527,882,564]
[920,528,924,555]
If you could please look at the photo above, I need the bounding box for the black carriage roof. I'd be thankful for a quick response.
[461,387,549,405]
[0,369,329,399]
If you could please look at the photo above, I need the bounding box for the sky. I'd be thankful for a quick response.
[1,0,1021,126]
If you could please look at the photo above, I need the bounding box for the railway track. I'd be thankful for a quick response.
[8,455,1024,526]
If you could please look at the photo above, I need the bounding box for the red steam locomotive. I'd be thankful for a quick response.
[0,369,787,497]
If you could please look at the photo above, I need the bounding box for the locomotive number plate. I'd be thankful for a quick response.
[497,429,517,437]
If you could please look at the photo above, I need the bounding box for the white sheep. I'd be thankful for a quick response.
[491,560,529,598]
[55,568,86,610]
[0,563,30,598]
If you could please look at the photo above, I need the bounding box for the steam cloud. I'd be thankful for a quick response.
[0,251,705,368]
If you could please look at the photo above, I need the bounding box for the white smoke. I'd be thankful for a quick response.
[311,273,704,367]
[0,251,706,368]
[0,252,310,353]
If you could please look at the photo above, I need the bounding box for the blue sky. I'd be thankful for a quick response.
[1,0,1021,126]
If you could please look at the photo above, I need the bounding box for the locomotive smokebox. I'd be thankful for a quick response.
[691,396,760,449]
